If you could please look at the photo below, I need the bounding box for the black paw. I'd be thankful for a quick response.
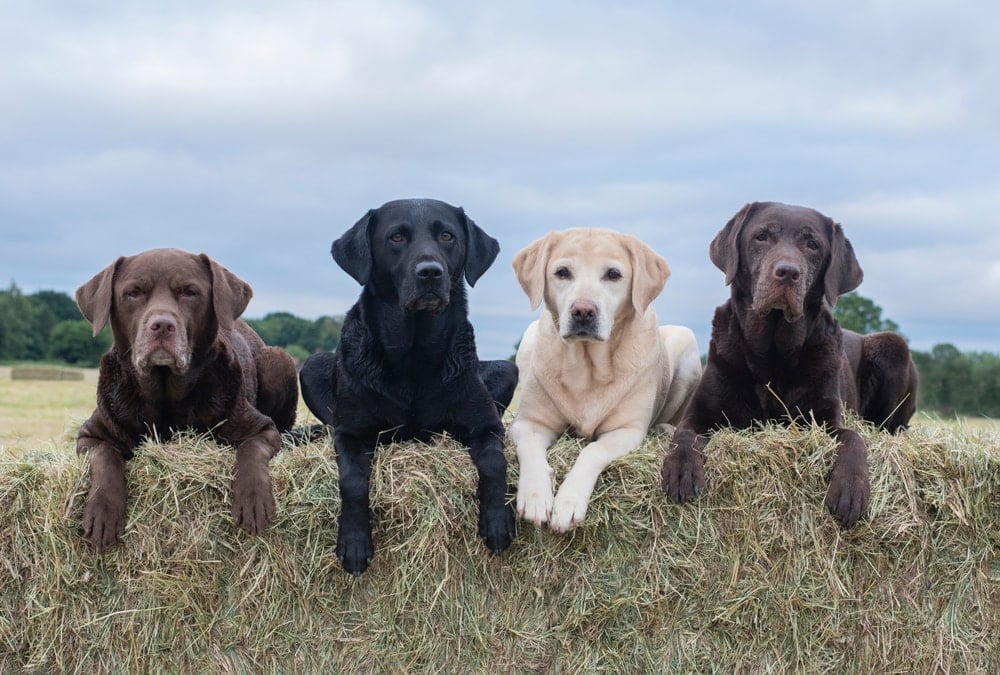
[337,525,374,576]
[479,502,515,556]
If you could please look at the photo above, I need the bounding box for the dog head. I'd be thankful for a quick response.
[512,228,670,342]
[332,198,500,314]
[710,201,863,322]
[75,248,252,374]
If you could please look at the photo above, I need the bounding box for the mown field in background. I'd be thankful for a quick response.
[1,366,998,671]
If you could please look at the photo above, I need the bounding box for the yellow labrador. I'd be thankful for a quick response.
[510,228,702,531]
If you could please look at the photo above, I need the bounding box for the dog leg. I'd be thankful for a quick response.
[510,420,559,526]
[661,427,708,503]
[550,427,645,532]
[824,427,870,528]
[300,351,338,426]
[231,435,278,534]
[255,346,299,433]
[334,431,375,575]
[80,443,127,550]
[466,433,516,556]
[478,359,519,415]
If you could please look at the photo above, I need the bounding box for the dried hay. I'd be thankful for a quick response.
[1,419,997,672]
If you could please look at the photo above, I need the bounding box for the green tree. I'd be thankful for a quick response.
[833,292,900,335]
[33,290,81,322]
[0,283,54,360]
[48,320,111,366]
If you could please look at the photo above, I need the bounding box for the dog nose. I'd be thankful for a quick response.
[774,262,801,284]
[147,315,177,335]
[416,261,444,279]
[570,300,598,321]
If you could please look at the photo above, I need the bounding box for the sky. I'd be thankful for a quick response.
[2,1,999,360]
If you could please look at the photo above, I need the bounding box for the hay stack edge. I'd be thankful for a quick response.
[2,420,998,671]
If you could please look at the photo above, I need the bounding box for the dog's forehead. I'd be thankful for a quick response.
[750,203,829,235]
[549,229,630,266]
[117,249,208,284]
[376,199,459,227]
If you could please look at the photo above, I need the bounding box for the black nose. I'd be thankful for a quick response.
[774,262,801,283]
[416,261,444,279]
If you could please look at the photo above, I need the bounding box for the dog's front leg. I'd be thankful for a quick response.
[466,433,515,556]
[550,427,646,532]
[232,432,279,534]
[334,431,375,575]
[824,427,870,528]
[661,427,708,503]
[79,441,128,550]
[509,419,560,527]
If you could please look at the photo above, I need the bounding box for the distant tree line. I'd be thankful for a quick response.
[2,284,997,417]
[0,283,342,368]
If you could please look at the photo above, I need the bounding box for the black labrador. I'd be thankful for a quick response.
[661,202,917,527]
[300,198,518,575]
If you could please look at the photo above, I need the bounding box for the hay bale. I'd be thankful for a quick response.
[1,422,998,672]
[10,366,85,382]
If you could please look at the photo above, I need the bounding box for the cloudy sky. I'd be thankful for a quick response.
[3,1,998,359]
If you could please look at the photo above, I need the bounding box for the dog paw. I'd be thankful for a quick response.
[479,503,515,556]
[825,466,870,528]
[661,449,705,503]
[337,526,374,576]
[549,487,590,533]
[83,493,126,550]
[231,471,276,534]
[516,472,554,526]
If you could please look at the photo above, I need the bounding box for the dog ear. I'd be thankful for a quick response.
[202,254,253,330]
[76,257,124,337]
[459,208,500,287]
[710,202,759,285]
[332,209,375,285]
[512,233,554,311]
[824,220,863,306]
[628,236,671,313]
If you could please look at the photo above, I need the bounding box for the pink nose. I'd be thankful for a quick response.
[147,315,177,335]
[570,300,598,321]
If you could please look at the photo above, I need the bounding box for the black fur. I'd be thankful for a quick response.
[300,198,518,575]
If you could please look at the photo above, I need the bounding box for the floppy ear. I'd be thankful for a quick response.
[459,207,500,287]
[823,220,864,306]
[76,257,124,337]
[332,209,375,285]
[201,254,253,330]
[628,236,671,313]
[710,202,759,285]
[511,233,554,311]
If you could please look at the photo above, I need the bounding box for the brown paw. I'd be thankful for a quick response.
[83,493,125,550]
[661,448,705,503]
[825,465,870,528]
[231,469,276,534]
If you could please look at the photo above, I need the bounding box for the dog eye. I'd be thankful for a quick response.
[554,267,571,280]
[605,268,622,281]
[179,286,200,298]
[439,231,454,242]
[806,239,820,251]
[123,287,144,300]
[754,231,769,242]
[389,232,405,244]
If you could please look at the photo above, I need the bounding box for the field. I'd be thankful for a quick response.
[1,368,998,671]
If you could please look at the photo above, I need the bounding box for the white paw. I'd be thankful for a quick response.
[516,469,554,526]
[549,483,591,532]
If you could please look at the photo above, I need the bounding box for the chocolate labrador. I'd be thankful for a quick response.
[661,202,917,527]
[75,248,299,549]
[299,198,518,575]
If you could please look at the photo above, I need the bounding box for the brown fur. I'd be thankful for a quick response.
[661,202,918,528]
[75,248,299,549]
